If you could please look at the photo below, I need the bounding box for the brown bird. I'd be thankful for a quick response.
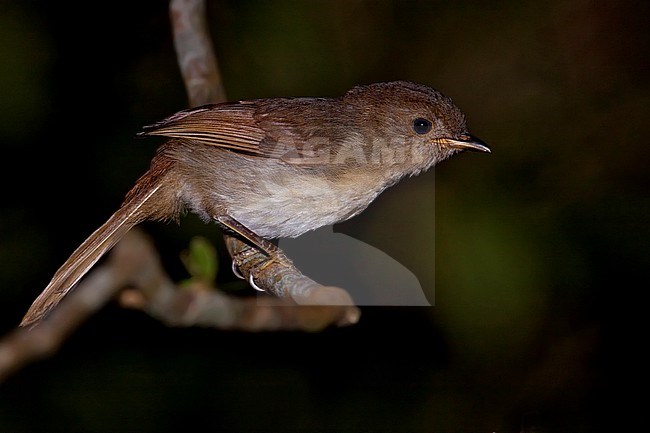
[21,80,489,327]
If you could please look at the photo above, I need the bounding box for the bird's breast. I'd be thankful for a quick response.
[175,147,397,239]
[224,169,386,238]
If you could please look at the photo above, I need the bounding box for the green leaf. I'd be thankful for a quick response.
[180,236,219,287]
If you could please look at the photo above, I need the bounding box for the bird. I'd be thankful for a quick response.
[20,80,489,327]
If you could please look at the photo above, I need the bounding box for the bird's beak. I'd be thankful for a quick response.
[441,135,491,153]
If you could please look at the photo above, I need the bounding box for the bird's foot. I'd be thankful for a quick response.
[214,214,295,293]
[231,247,294,292]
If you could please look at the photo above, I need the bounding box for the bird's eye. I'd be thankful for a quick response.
[413,118,432,135]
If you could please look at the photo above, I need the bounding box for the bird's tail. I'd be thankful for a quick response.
[20,173,166,327]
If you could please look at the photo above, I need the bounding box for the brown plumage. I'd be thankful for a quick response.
[21,81,489,327]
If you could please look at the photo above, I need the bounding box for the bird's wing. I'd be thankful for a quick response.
[138,100,334,163]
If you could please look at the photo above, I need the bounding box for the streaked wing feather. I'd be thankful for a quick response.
[140,102,281,157]
[140,100,336,163]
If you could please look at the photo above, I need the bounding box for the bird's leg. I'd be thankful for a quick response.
[214,215,294,290]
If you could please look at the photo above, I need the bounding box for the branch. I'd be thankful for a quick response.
[0,230,151,382]
[117,231,358,330]
[0,228,356,382]
[170,0,226,106]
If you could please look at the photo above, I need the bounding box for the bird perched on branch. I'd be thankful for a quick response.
[21,80,489,327]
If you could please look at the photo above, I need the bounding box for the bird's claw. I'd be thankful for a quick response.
[231,250,293,294]
[231,260,245,280]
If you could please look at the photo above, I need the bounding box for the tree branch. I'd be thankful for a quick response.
[170,0,226,105]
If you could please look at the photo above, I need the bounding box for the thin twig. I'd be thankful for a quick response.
[170,0,226,105]
[117,231,358,330]
[0,230,153,382]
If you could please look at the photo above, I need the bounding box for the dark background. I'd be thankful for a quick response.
[1,1,648,432]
